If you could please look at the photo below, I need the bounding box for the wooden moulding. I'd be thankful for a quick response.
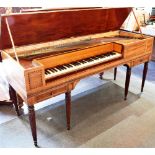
[119,30,144,39]
[27,80,79,105]
[132,55,150,67]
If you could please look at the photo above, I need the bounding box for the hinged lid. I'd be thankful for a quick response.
[0,7,132,49]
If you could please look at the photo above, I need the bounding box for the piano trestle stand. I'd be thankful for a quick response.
[0,7,154,146]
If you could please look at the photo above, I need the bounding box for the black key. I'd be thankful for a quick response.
[53,68,58,72]
[80,61,85,64]
[65,64,72,68]
[71,63,75,66]
[105,54,110,56]
[77,61,82,65]
[58,66,63,70]
[47,70,52,74]
[76,62,81,65]
[91,57,97,60]
[63,65,68,68]
[85,58,93,62]
[108,52,112,55]
[49,68,56,73]
[111,52,116,55]
[64,64,69,68]
[56,66,62,71]
[80,60,87,64]
[45,70,50,74]
[75,62,80,65]
[101,55,106,57]
[98,55,104,58]
[110,52,114,55]
[84,59,89,62]
[99,54,105,57]
[74,63,79,66]
[62,65,67,69]
[71,63,76,66]
[101,53,106,56]
[97,56,101,59]
[104,54,110,57]
[83,60,88,63]
[92,56,99,60]
[63,65,68,69]
[109,52,113,55]
[61,66,66,70]
[90,58,94,61]
[104,54,108,57]
[60,66,65,70]
[68,64,73,67]
[100,54,108,58]
[71,62,80,66]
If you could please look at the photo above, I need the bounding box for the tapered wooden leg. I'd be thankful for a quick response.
[65,91,71,130]
[9,85,20,116]
[114,67,117,80]
[17,95,24,108]
[99,72,104,80]
[141,62,148,92]
[124,65,131,100]
[28,105,38,147]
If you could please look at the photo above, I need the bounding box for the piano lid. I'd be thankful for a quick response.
[0,7,132,50]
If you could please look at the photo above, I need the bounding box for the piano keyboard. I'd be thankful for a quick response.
[45,51,122,79]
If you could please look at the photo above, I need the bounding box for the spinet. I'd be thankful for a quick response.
[0,7,154,146]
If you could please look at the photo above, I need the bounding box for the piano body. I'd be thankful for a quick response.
[0,7,154,146]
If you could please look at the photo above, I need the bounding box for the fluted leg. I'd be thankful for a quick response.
[65,91,71,130]
[141,62,148,92]
[28,105,37,147]
[9,85,20,116]
[114,67,117,80]
[99,72,104,80]
[124,65,131,100]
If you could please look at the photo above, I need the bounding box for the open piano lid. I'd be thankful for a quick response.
[0,7,132,50]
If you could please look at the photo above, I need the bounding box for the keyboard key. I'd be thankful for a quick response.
[45,52,121,80]
[49,68,56,73]
[45,70,50,74]
[56,66,62,71]
[62,65,67,69]
[53,68,58,72]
